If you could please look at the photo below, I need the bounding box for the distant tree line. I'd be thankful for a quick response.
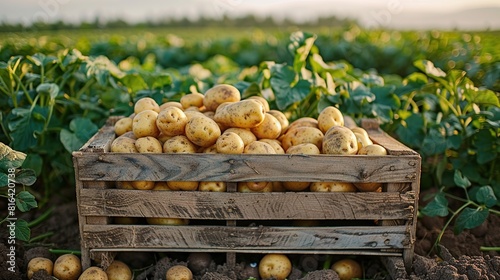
[0,14,355,32]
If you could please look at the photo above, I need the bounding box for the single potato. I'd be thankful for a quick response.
[258,254,292,280]
[238,181,273,192]
[135,136,163,153]
[259,139,285,154]
[203,84,241,111]
[78,266,108,280]
[216,131,245,154]
[243,141,277,154]
[27,257,53,279]
[198,181,227,192]
[185,115,221,147]
[267,110,289,135]
[53,254,82,280]
[167,181,199,191]
[214,99,265,128]
[114,117,133,136]
[166,265,193,280]
[247,95,270,112]
[286,143,321,155]
[163,135,198,154]
[331,258,363,280]
[310,182,357,192]
[180,92,205,109]
[351,127,373,149]
[322,126,358,155]
[132,109,160,138]
[111,137,138,153]
[160,101,183,111]
[134,97,160,114]
[156,107,188,136]
[131,181,155,190]
[223,128,257,146]
[105,260,132,280]
[354,144,388,191]
[317,106,344,134]
[250,113,282,139]
[281,126,324,152]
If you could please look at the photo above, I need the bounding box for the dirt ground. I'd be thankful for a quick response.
[1,188,500,280]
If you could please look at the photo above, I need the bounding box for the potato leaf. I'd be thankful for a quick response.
[14,219,30,242]
[454,207,488,235]
[421,192,449,217]
[454,169,471,189]
[0,142,26,172]
[7,106,47,151]
[60,117,98,152]
[270,64,311,111]
[16,190,38,212]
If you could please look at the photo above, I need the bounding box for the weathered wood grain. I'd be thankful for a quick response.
[79,189,415,220]
[76,117,120,153]
[82,224,409,250]
[74,153,420,183]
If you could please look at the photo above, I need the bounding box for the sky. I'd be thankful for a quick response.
[1,0,500,30]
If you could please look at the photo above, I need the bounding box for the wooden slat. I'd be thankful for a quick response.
[361,119,418,156]
[79,189,415,220]
[82,225,409,250]
[74,153,420,183]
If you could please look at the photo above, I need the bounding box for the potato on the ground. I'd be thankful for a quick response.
[310,182,357,192]
[243,140,276,154]
[166,265,193,280]
[134,97,160,114]
[331,258,363,280]
[114,117,133,136]
[53,254,82,280]
[105,260,132,280]
[214,99,265,128]
[163,135,198,153]
[317,106,344,134]
[203,84,241,111]
[259,139,285,154]
[216,131,245,154]
[198,181,226,192]
[281,126,324,152]
[185,115,221,147]
[156,107,188,136]
[132,109,160,138]
[322,126,358,155]
[258,253,292,280]
[111,137,138,153]
[247,95,270,112]
[180,92,205,109]
[223,128,257,146]
[27,257,53,279]
[267,110,289,134]
[78,266,108,280]
[250,113,282,139]
[135,136,163,153]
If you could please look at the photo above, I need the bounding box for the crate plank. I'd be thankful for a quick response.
[83,225,409,250]
[79,189,415,220]
[74,153,420,183]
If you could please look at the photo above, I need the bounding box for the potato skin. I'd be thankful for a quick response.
[317,106,344,134]
[258,254,292,280]
[134,97,160,114]
[180,92,205,109]
[259,139,285,154]
[114,117,133,136]
[281,126,324,152]
[214,99,265,128]
[132,110,160,138]
[105,260,132,280]
[216,132,245,154]
[250,113,282,139]
[27,257,53,279]
[156,107,188,137]
[247,95,270,112]
[111,137,138,153]
[135,136,163,153]
[166,265,193,280]
[185,116,221,147]
[310,182,357,192]
[78,266,108,280]
[53,254,82,280]
[163,135,198,154]
[286,143,320,155]
[223,128,257,146]
[322,126,358,155]
[267,110,289,134]
[203,84,241,111]
[243,141,277,154]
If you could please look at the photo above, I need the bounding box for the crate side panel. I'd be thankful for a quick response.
[79,189,415,220]
[82,225,409,250]
[75,153,420,183]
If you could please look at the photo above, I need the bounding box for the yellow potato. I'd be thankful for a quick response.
[163,135,198,153]
[180,92,205,109]
[160,101,183,111]
[243,141,277,154]
[203,84,241,111]
[132,109,160,138]
[167,181,199,191]
[111,137,138,153]
[214,99,265,128]
[135,136,163,153]
[185,115,221,147]
[156,107,188,136]
[247,95,270,112]
[166,265,193,280]
[146,218,189,225]
[198,181,227,192]
[183,110,205,121]
[216,132,245,154]
[258,254,292,280]
[241,181,272,192]
[79,266,108,280]
[223,128,257,146]
[106,260,132,280]
[267,110,289,135]
[134,97,160,114]
[250,113,282,139]
[131,181,155,190]
[116,181,134,190]
[238,182,273,192]
[354,144,388,192]
[119,131,137,140]
[286,117,318,131]
[281,126,324,152]
[27,257,53,279]
[322,126,358,155]
[114,117,133,136]
[201,144,218,154]
[153,181,174,190]
[53,254,82,280]
[317,106,344,134]
[157,133,173,145]
[285,143,321,155]
[259,139,285,154]
[351,127,373,149]
[310,182,357,192]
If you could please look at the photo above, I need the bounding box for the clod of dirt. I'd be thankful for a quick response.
[299,269,340,280]
[30,270,53,280]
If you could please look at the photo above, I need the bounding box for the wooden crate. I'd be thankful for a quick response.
[72,116,421,275]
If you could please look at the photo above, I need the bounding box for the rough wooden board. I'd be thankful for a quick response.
[79,189,415,220]
[82,224,410,250]
[74,153,420,183]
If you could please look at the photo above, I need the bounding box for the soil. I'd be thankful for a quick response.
[1,188,500,280]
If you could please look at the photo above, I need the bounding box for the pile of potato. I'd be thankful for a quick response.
[111,83,388,193]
